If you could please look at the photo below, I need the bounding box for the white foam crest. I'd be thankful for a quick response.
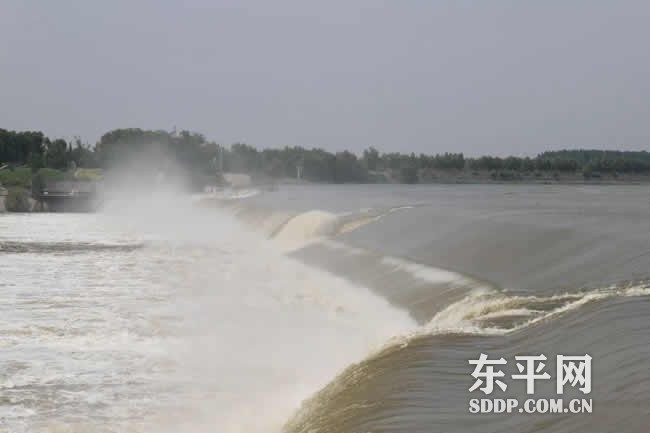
[272,210,339,251]
[365,282,650,356]
[380,256,476,286]
[622,284,650,297]
[414,282,650,339]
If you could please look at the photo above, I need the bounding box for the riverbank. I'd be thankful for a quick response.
[364,167,650,185]
[3,167,650,214]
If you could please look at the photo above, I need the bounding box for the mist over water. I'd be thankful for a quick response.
[3,184,650,432]
[0,191,415,433]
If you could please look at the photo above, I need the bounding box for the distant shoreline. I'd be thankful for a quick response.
[272,170,650,186]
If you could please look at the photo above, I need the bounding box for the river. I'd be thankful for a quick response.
[2,185,649,432]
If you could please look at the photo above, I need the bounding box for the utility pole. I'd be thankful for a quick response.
[296,158,303,180]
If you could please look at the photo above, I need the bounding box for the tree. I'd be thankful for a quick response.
[332,151,367,183]
[362,147,380,171]
[45,139,69,170]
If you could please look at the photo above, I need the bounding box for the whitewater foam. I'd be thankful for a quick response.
[272,210,339,250]
[418,282,650,337]
[380,256,479,286]
[0,203,421,433]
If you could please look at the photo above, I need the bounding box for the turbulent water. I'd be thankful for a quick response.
[2,185,650,432]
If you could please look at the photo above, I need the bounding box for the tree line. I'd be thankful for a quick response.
[2,127,650,187]
[0,129,96,170]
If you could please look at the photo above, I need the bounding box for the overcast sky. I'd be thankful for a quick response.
[1,1,649,156]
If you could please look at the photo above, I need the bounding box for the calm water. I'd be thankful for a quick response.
[2,185,650,432]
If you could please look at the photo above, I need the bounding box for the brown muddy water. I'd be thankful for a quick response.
[2,185,649,432]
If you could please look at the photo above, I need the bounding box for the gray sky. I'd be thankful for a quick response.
[1,1,649,156]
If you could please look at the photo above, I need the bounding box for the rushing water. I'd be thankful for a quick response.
[2,185,650,432]
[0,199,414,433]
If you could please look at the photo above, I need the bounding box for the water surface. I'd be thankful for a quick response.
[3,185,650,432]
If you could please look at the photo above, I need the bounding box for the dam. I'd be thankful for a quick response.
[37,180,102,212]
[2,184,650,433]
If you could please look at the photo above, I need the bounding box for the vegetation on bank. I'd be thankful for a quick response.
[0,167,73,190]
[2,127,650,191]
[5,187,31,212]
[0,167,33,188]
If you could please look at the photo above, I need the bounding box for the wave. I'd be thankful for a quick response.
[211,199,413,248]
[213,194,650,433]
[284,290,650,433]
[4,190,646,432]
[420,280,650,336]
[272,210,340,250]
